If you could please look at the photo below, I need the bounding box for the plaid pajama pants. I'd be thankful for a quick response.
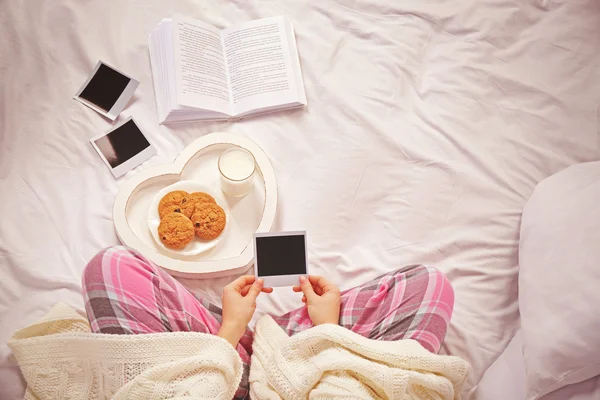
[82,246,454,399]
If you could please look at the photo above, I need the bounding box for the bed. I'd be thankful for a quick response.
[1,0,599,399]
[477,331,600,400]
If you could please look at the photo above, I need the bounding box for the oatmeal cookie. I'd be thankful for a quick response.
[158,204,185,218]
[158,212,194,249]
[189,191,216,205]
[191,203,226,240]
[158,190,194,218]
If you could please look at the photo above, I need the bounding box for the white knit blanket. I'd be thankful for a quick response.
[251,316,469,399]
[9,303,469,399]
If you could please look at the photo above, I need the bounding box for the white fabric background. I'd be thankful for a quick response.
[518,161,600,399]
[1,1,599,399]
[478,330,600,400]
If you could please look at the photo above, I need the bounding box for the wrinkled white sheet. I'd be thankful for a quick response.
[1,1,599,399]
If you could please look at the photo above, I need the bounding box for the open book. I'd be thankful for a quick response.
[149,15,307,123]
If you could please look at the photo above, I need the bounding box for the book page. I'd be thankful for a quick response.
[173,15,231,114]
[222,17,300,116]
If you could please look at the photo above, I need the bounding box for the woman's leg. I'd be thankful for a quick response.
[82,245,252,399]
[272,265,454,353]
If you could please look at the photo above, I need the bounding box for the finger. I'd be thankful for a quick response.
[241,283,273,296]
[292,286,302,293]
[308,275,339,293]
[240,284,253,296]
[246,278,264,301]
[302,295,307,303]
[228,275,256,292]
[313,284,323,296]
[299,275,317,302]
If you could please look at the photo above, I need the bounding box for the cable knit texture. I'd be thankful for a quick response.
[9,303,242,400]
[250,315,470,399]
[9,303,469,399]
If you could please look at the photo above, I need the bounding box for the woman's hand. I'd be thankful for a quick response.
[293,275,341,326]
[218,276,273,347]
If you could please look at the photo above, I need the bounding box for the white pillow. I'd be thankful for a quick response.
[519,161,600,400]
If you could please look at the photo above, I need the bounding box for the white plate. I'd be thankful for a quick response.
[148,181,230,256]
[113,132,278,279]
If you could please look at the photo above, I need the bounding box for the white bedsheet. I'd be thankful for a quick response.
[1,1,599,399]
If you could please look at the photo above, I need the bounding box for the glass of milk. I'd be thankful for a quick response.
[218,148,256,197]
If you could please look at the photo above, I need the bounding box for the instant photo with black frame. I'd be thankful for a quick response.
[253,231,308,287]
[90,117,156,178]
[74,61,139,120]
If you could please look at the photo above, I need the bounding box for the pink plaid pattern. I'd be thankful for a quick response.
[272,263,454,352]
[82,246,454,399]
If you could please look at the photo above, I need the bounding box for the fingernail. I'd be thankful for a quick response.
[257,278,264,285]
[299,276,306,284]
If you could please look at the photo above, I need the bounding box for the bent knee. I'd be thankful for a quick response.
[82,245,139,286]
[423,265,455,318]
[388,265,455,315]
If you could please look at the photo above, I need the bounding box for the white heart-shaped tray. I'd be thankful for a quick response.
[113,132,277,278]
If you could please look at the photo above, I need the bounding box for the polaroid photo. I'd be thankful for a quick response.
[90,117,156,178]
[253,231,308,287]
[74,61,139,120]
